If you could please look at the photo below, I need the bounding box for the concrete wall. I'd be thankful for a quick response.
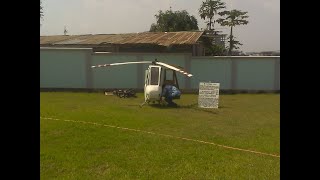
[40,48,92,88]
[190,56,280,90]
[40,48,280,91]
[92,54,139,89]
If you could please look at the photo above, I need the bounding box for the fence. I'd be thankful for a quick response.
[40,47,280,91]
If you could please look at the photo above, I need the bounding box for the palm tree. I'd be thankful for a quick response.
[217,9,249,55]
[198,0,226,31]
[40,0,43,26]
[40,0,43,19]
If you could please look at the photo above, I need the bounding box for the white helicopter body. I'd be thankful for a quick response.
[91,60,193,106]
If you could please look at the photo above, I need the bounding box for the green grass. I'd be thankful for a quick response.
[40,92,280,179]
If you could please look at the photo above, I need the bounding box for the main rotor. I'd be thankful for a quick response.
[91,59,193,77]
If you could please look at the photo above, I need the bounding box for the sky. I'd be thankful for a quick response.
[40,0,280,52]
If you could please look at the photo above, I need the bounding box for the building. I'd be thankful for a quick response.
[201,30,227,47]
[40,31,208,56]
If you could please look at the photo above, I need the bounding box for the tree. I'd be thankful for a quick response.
[149,10,198,32]
[225,36,243,54]
[200,36,227,56]
[149,23,158,32]
[198,0,226,31]
[217,9,249,55]
[40,0,43,25]
[211,44,227,56]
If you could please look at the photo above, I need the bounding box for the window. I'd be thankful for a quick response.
[150,67,159,85]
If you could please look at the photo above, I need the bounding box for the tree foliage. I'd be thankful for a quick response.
[226,36,243,50]
[217,9,249,55]
[198,0,226,30]
[40,0,43,26]
[210,44,227,56]
[201,36,227,56]
[40,0,43,19]
[217,10,249,27]
[149,10,198,32]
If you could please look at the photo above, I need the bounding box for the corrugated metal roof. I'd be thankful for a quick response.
[40,31,204,47]
[40,35,81,44]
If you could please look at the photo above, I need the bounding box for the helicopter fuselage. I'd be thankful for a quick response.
[144,64,180,103]
[144,85,162,102]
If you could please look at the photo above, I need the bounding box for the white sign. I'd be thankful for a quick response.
[198,82,220,108]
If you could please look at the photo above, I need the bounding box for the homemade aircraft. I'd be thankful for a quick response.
[91,59,193,107]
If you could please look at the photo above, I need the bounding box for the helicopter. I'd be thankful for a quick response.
[91,59,193,107]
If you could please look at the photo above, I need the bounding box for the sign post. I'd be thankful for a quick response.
[198,82,220,108]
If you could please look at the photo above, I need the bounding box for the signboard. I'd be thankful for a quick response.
[198,82,220,108]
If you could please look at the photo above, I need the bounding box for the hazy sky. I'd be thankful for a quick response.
[40,0,280,52]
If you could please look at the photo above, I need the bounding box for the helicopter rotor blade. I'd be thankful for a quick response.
[155,62,193,77]
[91,61,153,68]
[91,60,193,77]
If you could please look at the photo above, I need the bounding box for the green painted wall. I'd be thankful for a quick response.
[92,55,138,88]
[40,48,280,91]
[40,49,88,88]
[236,59,275,90]
[190,58,232,89]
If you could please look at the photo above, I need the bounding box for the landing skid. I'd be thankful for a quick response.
[140,101,150,107]
[139,101,149,108]
[139,99,164,108]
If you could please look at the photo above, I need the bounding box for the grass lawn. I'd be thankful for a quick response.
[40,92,280,179]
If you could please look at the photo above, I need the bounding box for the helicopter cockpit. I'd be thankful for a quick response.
[161,69,181,99]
